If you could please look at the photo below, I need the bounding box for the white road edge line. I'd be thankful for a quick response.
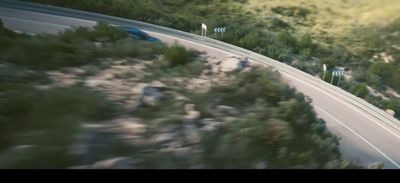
[0,16,71,29]
[314,105,400,168]
[277,68,400,141]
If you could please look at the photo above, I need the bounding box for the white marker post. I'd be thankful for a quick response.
[322,64,327,81]
[337,70,345,87]
[330,71,335,84]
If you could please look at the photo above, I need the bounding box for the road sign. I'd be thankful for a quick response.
[331,70,345,86]
[214,27,226,37]
[323,64,327,72]
[214,27,226,33]
[332,70,345,77]
[201,23,207,30]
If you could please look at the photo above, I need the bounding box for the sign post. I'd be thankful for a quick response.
[322,64,327,81]
[337,70,345,87]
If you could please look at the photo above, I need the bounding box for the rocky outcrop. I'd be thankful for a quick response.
[216,105,239,116]
[199,118,222,133]
[219,56,249,72]
[183,124,201,145]
[132,82,166,107]
[89,157,136,169]
[183,104,201,123]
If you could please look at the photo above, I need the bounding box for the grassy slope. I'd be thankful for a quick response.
[245,0,400,53]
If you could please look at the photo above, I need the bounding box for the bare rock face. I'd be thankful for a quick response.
[185,78,212,93]
[132,83,164,107]
[200,118,222,133]
[131,83,150,95]
[219,56,248,72]
[106,117,146,144]
[150,80,167,88]
[149,133,176,144]
[184,104,201,123]
[131,81,168,107]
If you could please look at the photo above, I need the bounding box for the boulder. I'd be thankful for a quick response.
[184,124,201,145]
[103,73,114,80]
[90,157,136,169]
[132,83,163,106]
[200,118,222,133]
[255,161,269,169]
[211,64,220,74]
[150,80,167,88]
[107,117,146,136]
[216,105,239,116]
[386,109,396,117]
[149,133,175,144]
[131,83,150,95]
[175,94,190,102]
[220,56,247,72]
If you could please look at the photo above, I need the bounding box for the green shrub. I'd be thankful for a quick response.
[186,60,207,76]
[1,22,163,70]
[164,44,193,67]
[350,83,369,98]
[0,86,118,168]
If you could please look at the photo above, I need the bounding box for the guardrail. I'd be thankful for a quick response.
[1,0,400,131]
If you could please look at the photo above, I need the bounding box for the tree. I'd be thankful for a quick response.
[298,34,313,49]
[276,31,298,51]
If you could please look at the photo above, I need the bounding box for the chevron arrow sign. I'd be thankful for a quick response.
[214,27,226,33]
[332,70,345,77]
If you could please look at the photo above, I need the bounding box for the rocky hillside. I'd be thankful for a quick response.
[0,22,362,168]
[26,0,400,121]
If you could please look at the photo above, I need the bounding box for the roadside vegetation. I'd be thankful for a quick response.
[0,20,363,168]
[25,0,400,120]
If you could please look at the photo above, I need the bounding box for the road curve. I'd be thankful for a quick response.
[1,0,400,168]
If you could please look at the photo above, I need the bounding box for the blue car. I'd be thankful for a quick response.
[118,26,161,43]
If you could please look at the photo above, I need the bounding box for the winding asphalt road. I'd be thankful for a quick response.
[1,0,400,168]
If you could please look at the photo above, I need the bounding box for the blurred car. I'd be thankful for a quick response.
[118,26,161,43]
